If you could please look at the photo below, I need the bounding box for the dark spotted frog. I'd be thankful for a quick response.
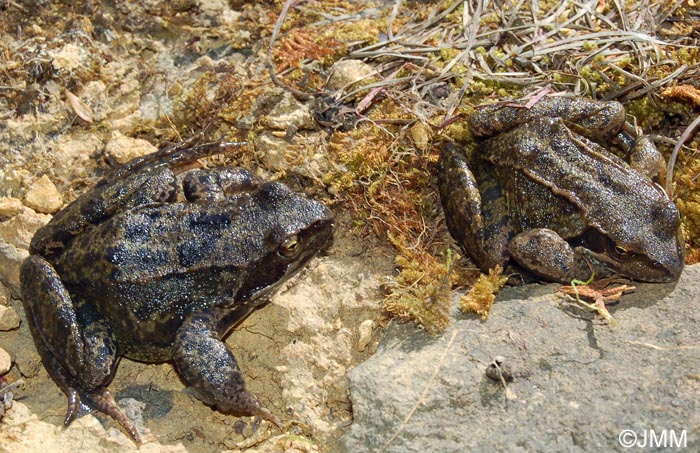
[20,141,334,443]
[438,97,684,283]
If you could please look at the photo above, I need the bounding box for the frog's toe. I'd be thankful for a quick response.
[62,386,142,444]
[217,391,280,428]
[64,388,94,426]
[83,387,142,444]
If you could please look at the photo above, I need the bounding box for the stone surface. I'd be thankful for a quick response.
[23,175,63,214]
[342,265,700,452]
[0,305,20,331]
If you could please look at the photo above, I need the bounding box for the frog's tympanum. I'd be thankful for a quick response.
[438,97,684,283]
[20,141,334,443]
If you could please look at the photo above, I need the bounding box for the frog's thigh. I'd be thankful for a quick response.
[183,168,262,201]
[20,255,118,390]
[508,229,592,282]
[173,310,278,424]
[438,143,511,270]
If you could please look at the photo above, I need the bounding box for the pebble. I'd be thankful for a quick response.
[24,175,63,214]
[0,243,28,298]
[263,92,316,131]
[326,59,378,93]
[0,305,20,331]
[0,347,12,375]
[357,319,375,352]
[105,131,157,165]
[0,197,23,220]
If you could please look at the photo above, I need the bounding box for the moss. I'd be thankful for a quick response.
[674,149,700,265]
[459,266,508,319]
[384,233,452,335]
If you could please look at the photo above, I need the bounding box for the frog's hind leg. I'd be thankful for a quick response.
[182,167,263,201]
[20,255,141,443]
[438,142,512,271]
[173,308,280,426]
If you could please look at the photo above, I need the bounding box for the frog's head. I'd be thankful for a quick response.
[235,181,334,302]
[579,200,685,282]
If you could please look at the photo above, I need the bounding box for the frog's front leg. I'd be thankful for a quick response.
[438,142,512,271]
[20,256,141,443]
[508,229,599,283]
[173,308,280,425]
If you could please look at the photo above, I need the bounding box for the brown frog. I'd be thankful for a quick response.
[20,141,334,443]
[438,97,684,283]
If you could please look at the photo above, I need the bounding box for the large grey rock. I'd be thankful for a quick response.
[343,265,700,452]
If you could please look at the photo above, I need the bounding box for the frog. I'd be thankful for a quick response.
[437,96,684,283]
[20,140,334,444]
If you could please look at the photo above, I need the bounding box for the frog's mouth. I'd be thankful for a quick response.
[575,228,681,283]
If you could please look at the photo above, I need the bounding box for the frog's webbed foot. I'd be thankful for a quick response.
[173,311,281,427]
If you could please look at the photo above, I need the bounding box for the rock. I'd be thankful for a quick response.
[49,43,86,72]
[357,320,374,352]
[105,131,158,165]
[0,197,23,220]
[0,347,12,375]
[410,122,431,151]
[256,132,291,172]
[0,207,51,249]
[342,265,700,451]
[24,175,63,214]
[326,59,378,93]
[0,243,28,298]
[263,92,316,131]
[0,305,20,331]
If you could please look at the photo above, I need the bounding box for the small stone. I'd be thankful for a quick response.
[326,59,378,93]
[105,131,158,165]
[263,92,316,131]
[256,132,291,172]
[0,305,20,331]
[24,175,63,214]
[0,197,23,220]
[357,319,375,352]
[0,207,51,249]
[0,347,12,375]
[49,43,86,72]
[411,122,431,151]
[0,243,28,298]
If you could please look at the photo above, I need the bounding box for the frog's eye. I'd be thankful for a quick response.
[278,235,301,258]
[611,244,631,260]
